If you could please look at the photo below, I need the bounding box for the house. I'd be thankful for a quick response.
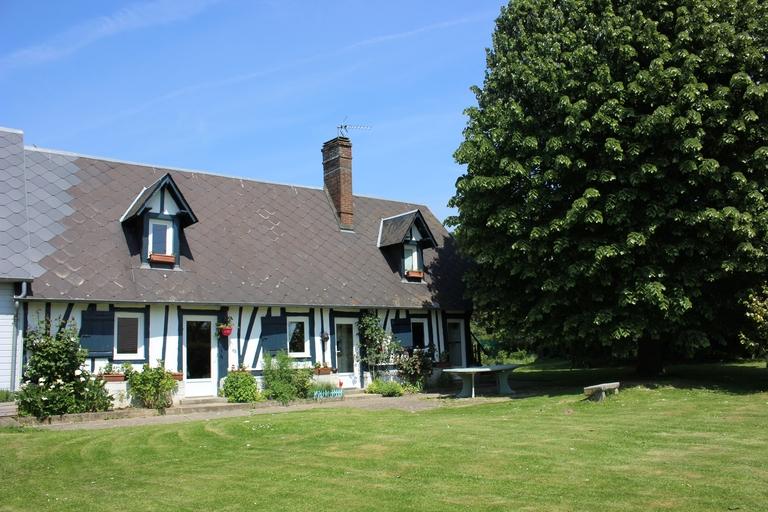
[0,126,471,397]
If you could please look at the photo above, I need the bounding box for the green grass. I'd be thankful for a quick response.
[1,363,767,511]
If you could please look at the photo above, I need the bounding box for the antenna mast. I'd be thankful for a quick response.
[337,123,371,137]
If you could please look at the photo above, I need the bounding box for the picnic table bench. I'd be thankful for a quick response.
[443,364,521,398]
[583,382,620,401]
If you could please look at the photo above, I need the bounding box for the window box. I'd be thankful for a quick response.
[170,372,183,381]
[101,373,126,382]
[149,253,175,264]
[314,367,337,375]
[405,270,424,279]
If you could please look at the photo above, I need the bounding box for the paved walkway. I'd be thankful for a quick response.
[30,393,514,431]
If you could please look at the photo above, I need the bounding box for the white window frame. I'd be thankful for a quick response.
[148,218,174,256]
[114,312,144,360]
[287,316,310,357]
[410,317,429,349]
[404,242,420,271]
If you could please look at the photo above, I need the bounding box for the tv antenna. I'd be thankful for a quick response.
[337,121,371,137]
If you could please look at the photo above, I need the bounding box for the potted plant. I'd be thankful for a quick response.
[99,361,125,382]
[217,316,234,336]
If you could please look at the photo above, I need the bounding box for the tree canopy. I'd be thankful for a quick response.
[449,0,768,373]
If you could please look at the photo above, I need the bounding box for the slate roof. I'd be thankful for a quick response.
[1,132,467,310]
[377,210,435,247]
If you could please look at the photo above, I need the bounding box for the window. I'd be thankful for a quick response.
[287,317,309,356]
[148,218,174,256]
[404,242,420,271]
[411,320,426,348]
[114,312,143,359]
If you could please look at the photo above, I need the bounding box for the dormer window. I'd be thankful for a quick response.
[120,173,198,269]
[377,209,436,282]
[148,218,175,263]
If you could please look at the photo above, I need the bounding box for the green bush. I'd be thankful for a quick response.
[0,389,15,403]
[365,378,403,397]
[222,370,263,403]
[262,351,313,404]
[125,363,178,411]
[16,320,112,419]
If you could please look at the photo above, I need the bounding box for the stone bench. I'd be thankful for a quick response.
[583,382,620,401]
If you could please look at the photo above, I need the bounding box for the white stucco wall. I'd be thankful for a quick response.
[0,283,15,390]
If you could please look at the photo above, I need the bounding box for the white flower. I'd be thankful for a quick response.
[80,377,86,382]
[90,376,96,381]
[56,378,64,384]
[41,396,48,401]
[39,377,46,382]
[74,369,82,376]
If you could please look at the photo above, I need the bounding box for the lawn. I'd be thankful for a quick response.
[1,363,767,511]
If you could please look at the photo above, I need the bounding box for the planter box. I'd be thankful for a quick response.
[171,372,183,381]
[101,373,125,382]
[314,367,336,375]
[405,270,424,279]
[148,253,175,264]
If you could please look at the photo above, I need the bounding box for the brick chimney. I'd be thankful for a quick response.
[322,136,353,229]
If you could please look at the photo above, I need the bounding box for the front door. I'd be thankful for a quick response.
[335,320,360,387]
[446,320,465,367]
[184,316,218,397]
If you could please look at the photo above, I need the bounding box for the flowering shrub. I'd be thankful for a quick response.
[17,320,112,419]
[393,347,434,387]
[125,362,178,411]
[357,311,398,380]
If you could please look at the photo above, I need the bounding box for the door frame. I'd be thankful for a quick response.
[182,314,218,397]
[334,318,360,387]
[446,319,467,367]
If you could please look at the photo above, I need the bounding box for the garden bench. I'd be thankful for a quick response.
[583,382,620,401]
[443,364,521,398]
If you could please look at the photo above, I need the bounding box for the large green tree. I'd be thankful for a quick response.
[449,0,768,374]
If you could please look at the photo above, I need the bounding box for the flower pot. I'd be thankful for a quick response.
[219,326,233,336]
[171,372,183,381]
[101,373,125,382]
[314,367,333,375]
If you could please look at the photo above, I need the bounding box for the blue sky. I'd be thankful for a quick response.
[0,0,504,222]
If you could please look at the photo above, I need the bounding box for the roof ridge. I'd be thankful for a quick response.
[24,145,325,192]
[24,145,435,211]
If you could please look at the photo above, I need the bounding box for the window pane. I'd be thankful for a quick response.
[152,223,168,254]
[117,317,139,354]
[404,244,418,271]
[288,321,305,353]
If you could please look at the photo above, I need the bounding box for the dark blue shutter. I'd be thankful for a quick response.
[391,318,412,348]
[79,310,115,357]
[261,317,287,356]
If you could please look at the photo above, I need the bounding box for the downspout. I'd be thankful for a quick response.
[11,282,29,391]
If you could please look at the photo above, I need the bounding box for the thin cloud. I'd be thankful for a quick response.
[0,0,221,73]
[62,11,495,136]
[343,13,491,51]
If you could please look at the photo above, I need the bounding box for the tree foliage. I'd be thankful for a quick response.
[449,0,768,372]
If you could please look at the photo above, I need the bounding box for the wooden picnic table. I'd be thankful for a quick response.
[442,364,521,398]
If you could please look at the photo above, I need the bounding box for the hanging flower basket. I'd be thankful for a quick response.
[219,325,233,336]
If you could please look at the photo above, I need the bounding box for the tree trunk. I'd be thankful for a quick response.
[636,337,664,377]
